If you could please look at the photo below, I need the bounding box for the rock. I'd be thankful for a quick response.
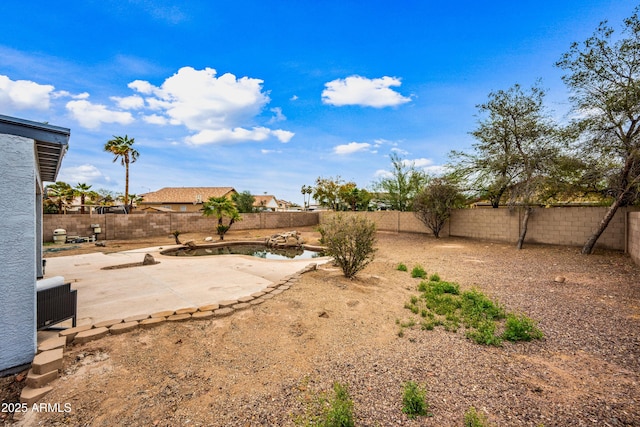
[143,254,156,265]
[554,276,566,283]
[95,241,106,247]
[185,240,197,249]
[266,231,305,248]
[204,236,213,242]
[318,311,329,318]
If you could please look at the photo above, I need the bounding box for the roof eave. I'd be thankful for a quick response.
[0,115,70,182]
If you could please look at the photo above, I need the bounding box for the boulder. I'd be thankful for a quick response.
[266,231,305,248]
[143,254,156,265]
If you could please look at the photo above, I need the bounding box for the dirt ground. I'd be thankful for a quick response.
[2,228,640,426]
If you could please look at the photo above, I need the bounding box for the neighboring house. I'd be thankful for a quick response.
[0,115,69,374]
[276,199,297,211]
[252,194,279,211]
[139,187,237,212]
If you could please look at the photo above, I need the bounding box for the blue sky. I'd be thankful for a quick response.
[0,1,635,205]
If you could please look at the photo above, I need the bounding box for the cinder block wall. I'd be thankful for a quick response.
[629,211,640,265]
[43,212,320,242]
[44,208,639,256]
[448,206,633,250]
[318,207,638,252]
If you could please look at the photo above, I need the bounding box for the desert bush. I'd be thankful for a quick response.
[397,263,408,272]
[318,215,377,278]
[402,381,430,418]
[464,407,491,427]
[411,265,427,279]
[413,177,465,238]
[502,313,544,341]
[324,382,354,427]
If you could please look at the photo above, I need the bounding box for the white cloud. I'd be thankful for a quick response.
[391,147,409,155]
[185,126,271,145]
[374,169,393,178]
[404,158,448,175]
[271,129,294,143]
[406,158,434,168]
[58,164,111,186]
[322,75,412,108]
[268,107,286,123]
[290,95,299,101]
[261,149,282,154]
[334,142,372,155]
[128,66,293,145]
[111,95,145,109]
[0,75,54,110]
[66,99,134,129]
[143,114,169,125]
[128,80,155,95]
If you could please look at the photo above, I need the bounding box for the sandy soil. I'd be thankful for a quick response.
[2,228,640,426]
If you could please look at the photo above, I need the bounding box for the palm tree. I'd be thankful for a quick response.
[73,183,93,214]
[104,135,139,209]
[46,181,74,214]
[202,196,242,240]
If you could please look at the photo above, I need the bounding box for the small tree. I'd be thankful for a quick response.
[413,178,465,238]
[202,196,242,240]
[557,8,640,254]
[313,176,344,210]
[45,181,74,214]
[373,153,429,211]
[232,191,256,213]
[318,214,377,278]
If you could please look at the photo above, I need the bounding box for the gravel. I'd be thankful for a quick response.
[6,231,640,426]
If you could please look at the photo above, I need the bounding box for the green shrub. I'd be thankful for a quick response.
[402,381,430,418]
[466,319,502,346]
[324,382,354,427]
[502,313,544,341]
[411,265,427,279]
[397,263,408,272]
[318,214,377,278]
[430,281,460,295]
[429,273,441,282]
[464,407,491,427]
[460,289,505,327]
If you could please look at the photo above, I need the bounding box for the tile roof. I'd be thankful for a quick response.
[252,195,278,207]
[141,187,236,204]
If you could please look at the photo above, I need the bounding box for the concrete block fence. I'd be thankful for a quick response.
[43,212,320,242]
[319,206,640,253]
[629,211,640,265]
[45,207,640,264]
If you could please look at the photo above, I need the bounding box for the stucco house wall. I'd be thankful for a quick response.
[0,134,38,371]
[0,115,68,375]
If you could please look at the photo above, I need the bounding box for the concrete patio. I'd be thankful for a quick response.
[43,246,329,326]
